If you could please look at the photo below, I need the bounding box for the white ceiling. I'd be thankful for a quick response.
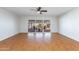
[3,7,73,16]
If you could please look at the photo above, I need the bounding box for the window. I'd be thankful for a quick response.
[28,20,50,32]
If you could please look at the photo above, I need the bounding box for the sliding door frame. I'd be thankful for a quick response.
[27,19,51,34]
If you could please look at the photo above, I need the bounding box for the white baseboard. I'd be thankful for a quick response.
[59,33,79,42]
[0,33,18,41]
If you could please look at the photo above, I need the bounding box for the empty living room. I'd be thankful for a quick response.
[0,7,79,51]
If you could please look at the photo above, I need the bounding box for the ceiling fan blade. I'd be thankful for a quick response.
[41,10,47,12]
[37,7,41,11]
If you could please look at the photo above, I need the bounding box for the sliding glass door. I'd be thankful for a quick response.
[35,20,43,32]
[44,20,50,32]
[28,20,35,32]
[28,20,50,32]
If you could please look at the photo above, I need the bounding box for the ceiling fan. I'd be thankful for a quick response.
[31,7,47,14]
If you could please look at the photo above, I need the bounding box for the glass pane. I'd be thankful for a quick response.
[44,20,50,32]
[28,20,35,32]
[35,20,43,32]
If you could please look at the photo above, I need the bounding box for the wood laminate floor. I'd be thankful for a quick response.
[0,33,79,51]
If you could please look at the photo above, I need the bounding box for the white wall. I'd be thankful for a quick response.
[20,16,58,33]
[59,8,79,41]
[0,8,19,41]
[0,8,58,41]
